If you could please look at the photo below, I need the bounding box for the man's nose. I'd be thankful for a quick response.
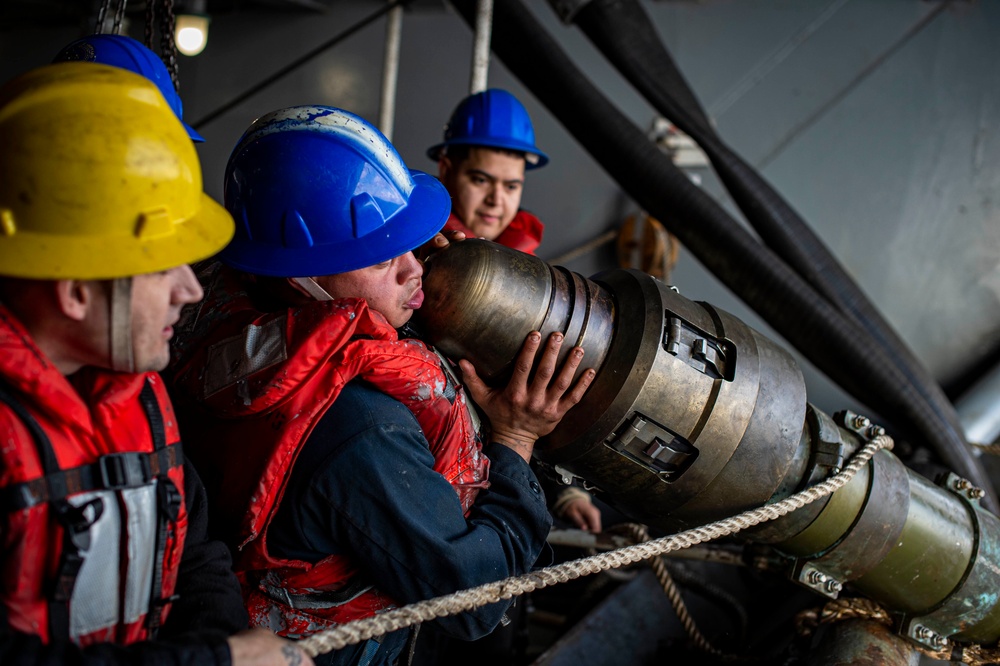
[172,265,204,305]
[399,252,423,281]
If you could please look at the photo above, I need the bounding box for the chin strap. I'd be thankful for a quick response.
[109,277,135,373]
[289,277,334,302]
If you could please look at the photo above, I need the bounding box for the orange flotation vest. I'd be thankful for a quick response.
[168,265,488,637]
[443,210,544,255]
[0,305,187,647]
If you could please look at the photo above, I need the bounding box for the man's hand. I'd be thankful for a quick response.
[416,229,467,262]
[561,496,603,533]
[228,628,314,666]
[460,331,595,461]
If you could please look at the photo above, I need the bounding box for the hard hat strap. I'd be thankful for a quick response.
[109,277,135,373]
[289,277,334,302]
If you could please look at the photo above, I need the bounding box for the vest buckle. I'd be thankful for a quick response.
[98,452,151,489]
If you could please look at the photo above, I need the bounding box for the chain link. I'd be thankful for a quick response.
[145,0,157,49]
[158,0,180,92]
[112,0,128,35]
[95,0,112,33]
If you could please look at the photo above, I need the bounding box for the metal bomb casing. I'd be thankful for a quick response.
[419,241,1000,646]
[418,239,808,530]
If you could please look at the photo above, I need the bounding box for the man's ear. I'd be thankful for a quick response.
[438,156,453,182]
[54,280,96,322]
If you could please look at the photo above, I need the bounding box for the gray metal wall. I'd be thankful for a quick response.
[2,0,998,418]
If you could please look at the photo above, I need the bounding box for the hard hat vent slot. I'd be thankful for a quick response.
[0,210,15,237]
[134,207,173,239]
[281,210,315,249]
[350,192,385,239]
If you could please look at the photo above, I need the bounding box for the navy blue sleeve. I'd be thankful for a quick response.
[268,380,553,641]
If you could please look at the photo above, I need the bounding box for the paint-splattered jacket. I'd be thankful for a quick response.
[167,264,508,640]
[266,383,553,665]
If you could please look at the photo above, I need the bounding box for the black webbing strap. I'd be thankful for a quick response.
[0,381,83,640]
[0,378,186,640]
[49,496,104,639]
[139,380,183,637]
[0,382,60,479]
[0,445,184,511]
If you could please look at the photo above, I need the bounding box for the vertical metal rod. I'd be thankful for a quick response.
[378,2,404,140]
[469,0,494,93]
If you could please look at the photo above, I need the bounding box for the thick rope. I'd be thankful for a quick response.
[971,441,1000,456]
[795,598,1000,666]
[795,597,893,637]
[297,435,892,657]
[627,523,725,658]
[955,644,1000,665]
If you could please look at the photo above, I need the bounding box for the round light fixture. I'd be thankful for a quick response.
[175,14,210,56]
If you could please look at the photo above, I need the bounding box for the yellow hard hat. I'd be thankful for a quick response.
[0,62,233,279]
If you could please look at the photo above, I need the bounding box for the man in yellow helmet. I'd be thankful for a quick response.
[0,63,310,665]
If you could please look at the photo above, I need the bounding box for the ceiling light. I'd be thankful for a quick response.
[175,1,210,57]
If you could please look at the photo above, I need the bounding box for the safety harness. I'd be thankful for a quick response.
[0,310,187,646]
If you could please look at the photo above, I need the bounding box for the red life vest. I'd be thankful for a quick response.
[0,305,187,647]
[444,210,544,255]
[168,265,488,638]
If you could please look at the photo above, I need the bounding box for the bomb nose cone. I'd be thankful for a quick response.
[418,239,612,385]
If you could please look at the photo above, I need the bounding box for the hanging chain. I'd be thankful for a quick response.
[95,0,112,33]
[158,0,181,92]
[94,0,132,36]
[112,0,128,35]
[145,0,157,49]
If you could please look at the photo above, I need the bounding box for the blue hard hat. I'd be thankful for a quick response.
[53,34,205,143]
[221,106,451,277]
[427,89,548,169]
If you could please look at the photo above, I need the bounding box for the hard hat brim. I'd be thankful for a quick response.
[185,121,206,143]
[0,193,234,280]
[220,171,451,278]
[427,137,549,170]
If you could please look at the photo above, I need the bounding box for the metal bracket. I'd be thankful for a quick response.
[662,310,736,381]
[807,405,850,475]
[834,410,886,442]
[553,465,576,486]
[940,471,987,506]
[605,412,698,482]
[900,618,950,651]
[792,561,843,600]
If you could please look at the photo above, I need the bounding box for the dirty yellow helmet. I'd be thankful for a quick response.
[0,62,233,279]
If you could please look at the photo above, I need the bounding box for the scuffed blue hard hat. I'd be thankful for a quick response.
[54,34,205,143]
[427,88,548,169]
[221,106,450,277]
